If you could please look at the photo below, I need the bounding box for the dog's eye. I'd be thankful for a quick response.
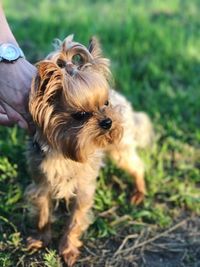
[57,59,66,68]
[72,111,92,121]
[104,100,109,106]
[72,54,84,66]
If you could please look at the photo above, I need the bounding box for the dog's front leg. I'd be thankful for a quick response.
[109,145,146,205]
[119,154,146,205]
[59,182,95,266]
[26,188,52,250]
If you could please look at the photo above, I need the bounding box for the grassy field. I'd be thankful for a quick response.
[0,0,200,266]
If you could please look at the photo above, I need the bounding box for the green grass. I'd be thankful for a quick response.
[0,0,200,266]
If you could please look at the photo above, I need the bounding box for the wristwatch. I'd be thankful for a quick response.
[0,43,25,62]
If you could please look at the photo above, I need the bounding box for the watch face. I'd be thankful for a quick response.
[0,44,20,61]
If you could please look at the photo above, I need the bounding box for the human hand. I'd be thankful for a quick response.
[0,58,36,131]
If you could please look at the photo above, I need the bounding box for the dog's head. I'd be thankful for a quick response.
[30,35,123,162]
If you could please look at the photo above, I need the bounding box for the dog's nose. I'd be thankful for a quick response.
[99,118,112,130]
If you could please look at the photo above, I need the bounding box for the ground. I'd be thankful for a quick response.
[0,0,200,266]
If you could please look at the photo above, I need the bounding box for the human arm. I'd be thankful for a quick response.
[0,3,36,130]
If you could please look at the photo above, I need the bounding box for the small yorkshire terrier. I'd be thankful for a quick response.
[26,35,153,266]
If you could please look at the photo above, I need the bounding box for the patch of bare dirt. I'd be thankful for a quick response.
[75,216,200,267]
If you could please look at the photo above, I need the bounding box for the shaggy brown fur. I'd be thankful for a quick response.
[26,35,153,266]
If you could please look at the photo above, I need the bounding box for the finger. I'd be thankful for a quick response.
[17,119,28,129]
[0,101,28,129]
[0,113,13,126]
[0,104,6,114]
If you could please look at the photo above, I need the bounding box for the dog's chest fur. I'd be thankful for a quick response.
[28,145,103,200]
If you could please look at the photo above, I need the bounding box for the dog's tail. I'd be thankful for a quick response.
[132,112,154,149]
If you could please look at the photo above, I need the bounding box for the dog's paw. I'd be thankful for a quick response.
[131,191,145,205]
[27,236,43,250]
[60,245,80,267]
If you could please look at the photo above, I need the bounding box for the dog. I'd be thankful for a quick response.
[26,35,153,266]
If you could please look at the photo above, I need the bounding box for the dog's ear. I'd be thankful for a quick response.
[32,61,62,94]
[62,34,74,51]
[29,61,63,130]
[88,37,111,79]
[88,37,102,58]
